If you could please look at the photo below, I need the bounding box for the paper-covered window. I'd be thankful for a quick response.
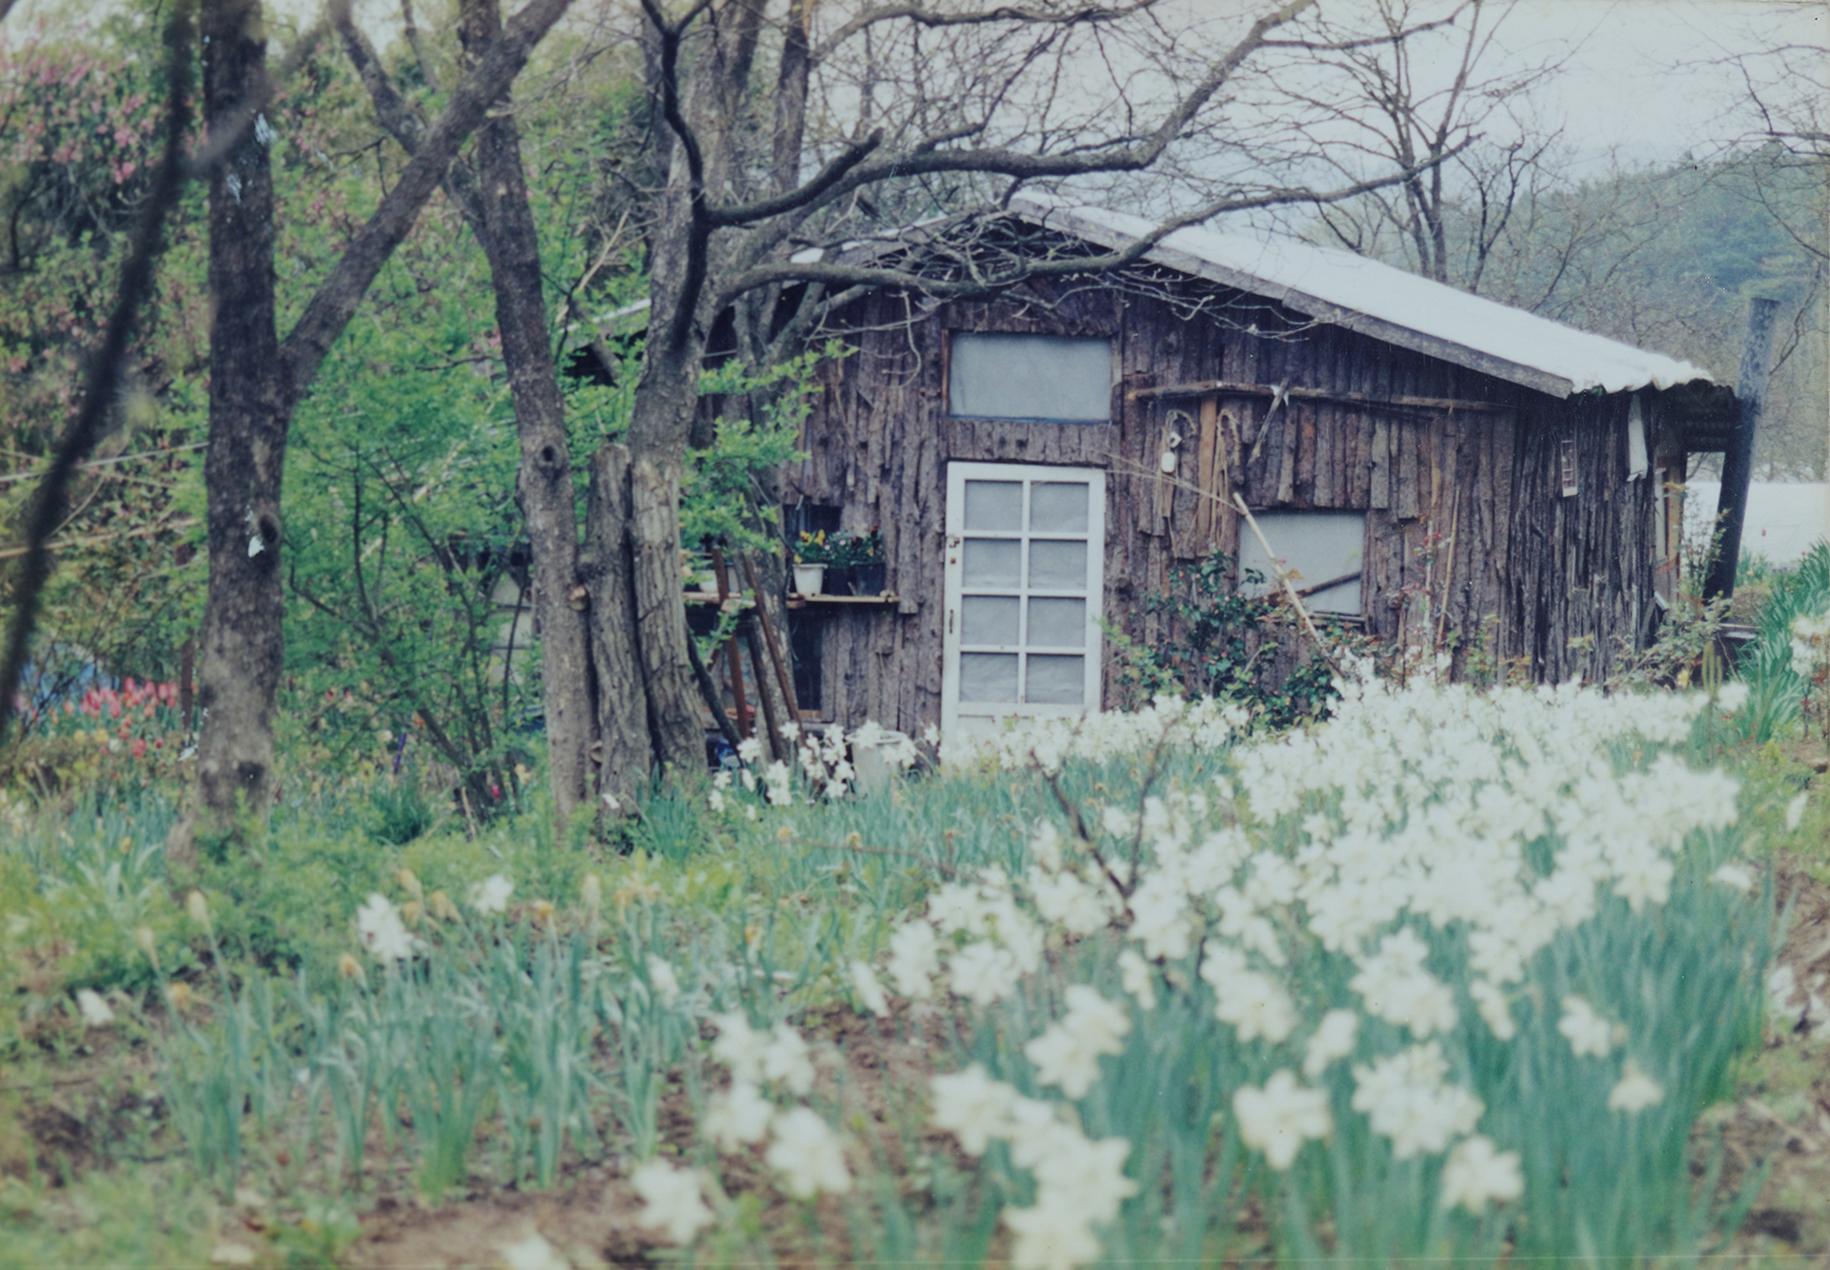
[948,333,1112,423]
[1237,510,1366,616]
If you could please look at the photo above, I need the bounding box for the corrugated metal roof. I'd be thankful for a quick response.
[1013,197,1722,399]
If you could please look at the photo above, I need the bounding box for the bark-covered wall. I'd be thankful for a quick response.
[779,278,1679,734]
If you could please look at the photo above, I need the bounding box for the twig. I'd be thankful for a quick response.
[1039,761,1136,917]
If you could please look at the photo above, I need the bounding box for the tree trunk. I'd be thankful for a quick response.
[183,0,574,843]
[581,443,652,808]
[192,0,286,836]
[458,0,593,836]
[627,448,705,775]
[581,336,708,793]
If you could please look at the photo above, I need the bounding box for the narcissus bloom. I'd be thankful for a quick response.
[1234,1070,1330,1170]
[630,1158,714,1245]
[1440,1135,1523,1212]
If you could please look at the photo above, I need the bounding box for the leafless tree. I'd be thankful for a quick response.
[1249,0,1569,292]
[330,0,1481,816]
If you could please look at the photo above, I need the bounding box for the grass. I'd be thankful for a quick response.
[1,630,1827,1263]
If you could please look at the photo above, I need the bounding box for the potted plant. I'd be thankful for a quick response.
[792,530,833,595]
[843,528,887,594]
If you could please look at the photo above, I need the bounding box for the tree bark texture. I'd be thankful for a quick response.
[581,444,651,808]
[458,0,594,832]
[627,448,706,775]
[194,0,287,827]
[190,0,575,834]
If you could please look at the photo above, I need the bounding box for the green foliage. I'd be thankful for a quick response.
[683,343,842,558]
[1737,542,1830,742]
[1115,551,1359,728]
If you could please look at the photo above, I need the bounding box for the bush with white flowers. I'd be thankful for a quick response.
[858,673,1771,1264]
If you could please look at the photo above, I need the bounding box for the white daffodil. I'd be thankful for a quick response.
[759,1023,815,1096]
[703,1080,774,1151]
[848,961,889,1017]
[645,955,681,1007]
[765,1106,850,1197]
[1558,995,1618,1058]
[1440,1135,1523,1213]
[468,873,513,915]
[1301,1009,1359,1079]
[630,1159,714,1245]
[1710,863,1755,893]
[1024,988,1130,1100]
[355,893,417,961]
[1607,1059,1665,1113]
[929,1064,1018,1156]
[709,1011,768,1084]
[1002,1201,1103,1270]
[1233,1070,1331,1171]
[885,921,940,999]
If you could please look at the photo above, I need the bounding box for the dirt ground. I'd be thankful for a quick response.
[1712,861,1830,1262]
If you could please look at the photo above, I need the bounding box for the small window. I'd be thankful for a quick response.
[1237,510,1365,616]
[948,332,1112,423]
[1559,435,1579,497]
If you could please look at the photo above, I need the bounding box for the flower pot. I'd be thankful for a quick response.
[853,561,887,595]
[825,565,857,595]
[793,563,826,595]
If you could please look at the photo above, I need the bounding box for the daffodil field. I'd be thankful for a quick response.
[4,655,1829,1264]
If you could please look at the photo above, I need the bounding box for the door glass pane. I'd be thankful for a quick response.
[1027,597,1086,649]
[1025,655,1085,704]
[961,596,1020,645]
[963,539,1021,588]
[1030,482,1089,533]
[960,653,1019,703]
[1029,540,1087,590]
[963,481,1022,531]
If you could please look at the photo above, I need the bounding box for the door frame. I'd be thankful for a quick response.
[941,460,1107,738]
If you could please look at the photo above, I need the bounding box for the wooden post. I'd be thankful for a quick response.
[742,621,788,761]
[739,555,803,721]
[709,547,750,736]
[1703,297,1779,602]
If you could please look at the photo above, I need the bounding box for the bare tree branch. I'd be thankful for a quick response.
[280,0,574,405]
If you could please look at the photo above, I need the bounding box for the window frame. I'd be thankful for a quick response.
[1235,508,1369,619]
[943,329,1118,426]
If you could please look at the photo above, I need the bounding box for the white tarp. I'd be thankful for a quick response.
[1684,482,1830,565]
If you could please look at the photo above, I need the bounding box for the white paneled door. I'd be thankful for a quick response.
[942,462,1106,738]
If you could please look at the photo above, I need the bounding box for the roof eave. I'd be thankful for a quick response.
[1032,205,1579,400]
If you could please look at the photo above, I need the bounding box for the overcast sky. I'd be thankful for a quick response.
[1451,0,1824,165]
[8,0,1823,164]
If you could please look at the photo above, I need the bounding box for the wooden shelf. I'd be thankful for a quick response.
[683,591,900,610]
[788,592,899,609]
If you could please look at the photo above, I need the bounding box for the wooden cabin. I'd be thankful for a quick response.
[770,200,1740,741]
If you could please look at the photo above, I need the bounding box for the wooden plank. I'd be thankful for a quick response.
[1131,379,1511,412]
[1277,401,1300,504]
[1185,396,1220,556]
